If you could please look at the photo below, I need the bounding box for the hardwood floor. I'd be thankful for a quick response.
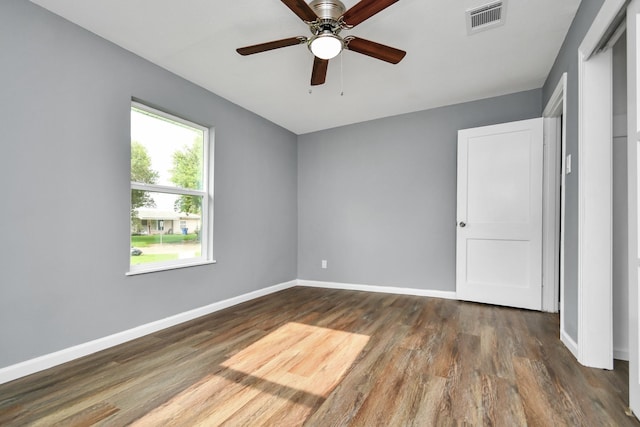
[0,286,637,426]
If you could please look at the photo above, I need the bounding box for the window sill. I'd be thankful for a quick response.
[126,259,216,276]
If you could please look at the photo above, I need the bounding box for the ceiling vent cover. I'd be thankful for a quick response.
[466,1,505,35]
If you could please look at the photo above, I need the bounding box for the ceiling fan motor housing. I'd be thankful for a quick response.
[309,0,346,21]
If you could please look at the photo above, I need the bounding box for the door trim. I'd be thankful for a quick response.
[627,0,640,416]
[542,73,566,314]
[581,0,629,60]
[578,13,615,369]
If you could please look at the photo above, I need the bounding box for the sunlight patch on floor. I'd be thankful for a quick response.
[221,322,370,396]
[131,322,369,425]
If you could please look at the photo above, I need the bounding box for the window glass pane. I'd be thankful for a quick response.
[131,107,204,190]
[131,191,203,266]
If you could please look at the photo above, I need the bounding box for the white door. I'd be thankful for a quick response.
[627,0,640,416]
[456,118,544,310]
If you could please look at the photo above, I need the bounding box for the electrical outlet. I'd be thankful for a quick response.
[321,260,327,269]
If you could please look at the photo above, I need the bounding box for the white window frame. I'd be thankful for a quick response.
[128,101,215,275]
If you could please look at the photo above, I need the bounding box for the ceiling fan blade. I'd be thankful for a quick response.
[311,57,329,86]
[281,0,318,22]
[346,37,406,64]
[341,0,399,27]
[237,37,305,56]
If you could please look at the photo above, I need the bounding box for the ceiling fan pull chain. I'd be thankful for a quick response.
[340,51,344,96]
[309,59,314,94]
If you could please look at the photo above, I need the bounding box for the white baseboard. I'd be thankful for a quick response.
[614,348,630,361]
[2,278,571,385]
[561,328,579,361]
[0,280,297,385]
[297,279,457,300]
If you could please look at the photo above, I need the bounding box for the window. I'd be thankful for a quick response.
[129,101,214,274]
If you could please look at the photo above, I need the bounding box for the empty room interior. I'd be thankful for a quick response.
[3,0,640,425]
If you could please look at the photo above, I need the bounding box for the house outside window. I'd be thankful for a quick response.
[129,101,214,274]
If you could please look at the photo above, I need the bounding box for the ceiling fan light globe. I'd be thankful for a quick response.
[309,34,343,60]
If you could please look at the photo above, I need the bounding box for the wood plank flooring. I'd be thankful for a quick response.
[0,286,638,426]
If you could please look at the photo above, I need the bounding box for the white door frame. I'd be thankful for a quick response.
[627,0,640,416]
[542,73,566,316]
[576,0,623,370]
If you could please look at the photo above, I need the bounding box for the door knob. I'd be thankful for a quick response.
[459,221,466,228]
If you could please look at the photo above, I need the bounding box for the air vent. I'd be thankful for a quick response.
[466,1,505,35]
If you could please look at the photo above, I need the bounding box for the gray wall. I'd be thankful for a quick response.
[0,1,298,369]
[298,90,542,290]
[542,0,606,342]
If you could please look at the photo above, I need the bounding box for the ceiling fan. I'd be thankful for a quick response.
[236,0,406,86]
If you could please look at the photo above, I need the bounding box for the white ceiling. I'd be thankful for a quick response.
[31,0,581,135]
